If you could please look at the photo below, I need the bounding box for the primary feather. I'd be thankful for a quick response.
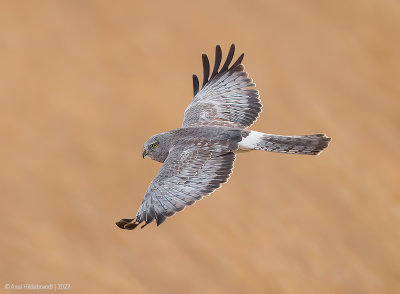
[183,44,262,128]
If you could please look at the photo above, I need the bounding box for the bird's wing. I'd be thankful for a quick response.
[182,44,262,129]
[119,140,236,229]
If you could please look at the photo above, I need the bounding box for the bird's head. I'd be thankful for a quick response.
[142,133,170,163]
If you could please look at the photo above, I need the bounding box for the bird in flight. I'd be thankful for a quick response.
[116,44,330,230]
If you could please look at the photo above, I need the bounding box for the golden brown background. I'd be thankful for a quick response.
[1,0,399,293]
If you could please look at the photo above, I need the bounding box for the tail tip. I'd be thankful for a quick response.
[315,134,331,155]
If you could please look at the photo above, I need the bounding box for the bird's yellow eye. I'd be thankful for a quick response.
[151,143,158,148]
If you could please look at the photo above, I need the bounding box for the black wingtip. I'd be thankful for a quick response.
[192,74,199,97]
[192,44,245,98]
[155,214,167,226]
[116,217,141,230]
[230,52,244,69]
[140,222,149,229]
[220,44,235,72]
[211,45,222,79]
[202,53,210,87]
[115,220,128,229]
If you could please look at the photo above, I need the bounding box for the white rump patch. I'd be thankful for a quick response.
[238,131,265,150]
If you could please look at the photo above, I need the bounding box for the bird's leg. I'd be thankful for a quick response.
[115,217,141,230]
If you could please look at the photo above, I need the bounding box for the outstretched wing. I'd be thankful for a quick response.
[117,140,236,229]
[182,44,262,129]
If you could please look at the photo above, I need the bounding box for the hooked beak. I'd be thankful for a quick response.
[142,150,147,159]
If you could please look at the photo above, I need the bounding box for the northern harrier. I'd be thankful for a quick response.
[116,44,330,230]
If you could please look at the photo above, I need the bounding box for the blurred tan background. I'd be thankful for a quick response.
[1,0,399,293]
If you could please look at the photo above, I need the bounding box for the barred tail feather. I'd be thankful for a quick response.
[239,131,331,155]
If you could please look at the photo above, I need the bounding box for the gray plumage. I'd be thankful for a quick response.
[116,44,331,230]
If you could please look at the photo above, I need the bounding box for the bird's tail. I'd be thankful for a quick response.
[238,131,331,155]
